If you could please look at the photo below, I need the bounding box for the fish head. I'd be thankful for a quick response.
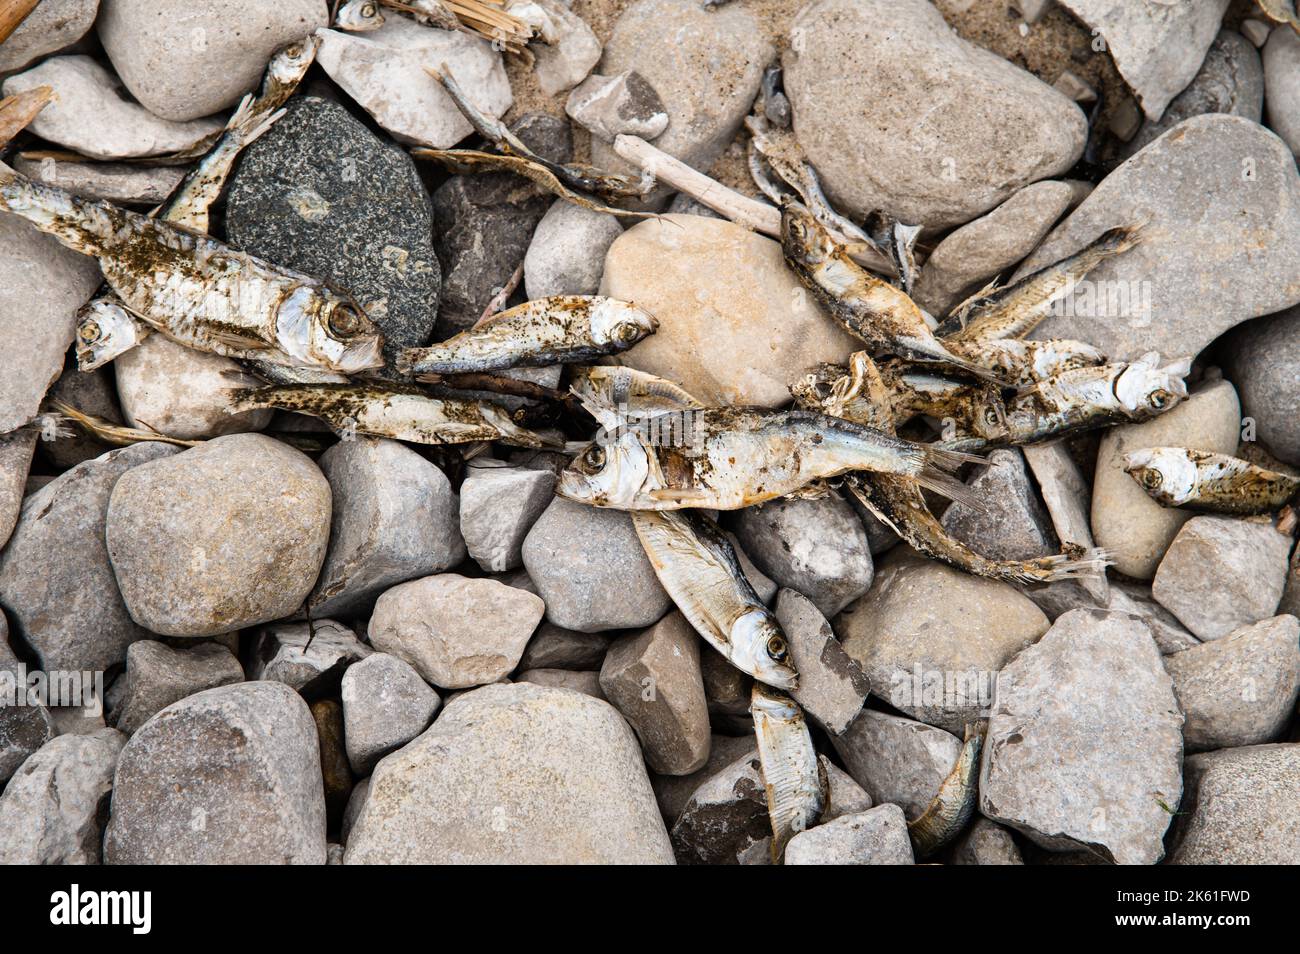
[779,198,835,271]
[729,610,798,690]
[586,298,658,352]
[1123,447,1197,506]
[1114,352,1191,418]
[275,284,386,374]
[965,388,1010,443]
[266,34,321,88]
[555,430,650,508]
[75,299,144,371]
[334,0,385,30]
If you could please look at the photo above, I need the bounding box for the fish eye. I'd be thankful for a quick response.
[78,320,101,344]
[613,322,641,344]
[329,304,363,338]
[1148,388,1172,409]
[361,1,376,14]
[1142,470,1163,490]
[580,444,606,473]
[765,635,787,662]
[983,404,1000,425]
[285,42,303,58]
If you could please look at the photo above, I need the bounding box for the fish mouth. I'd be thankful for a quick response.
[555,470,595,503]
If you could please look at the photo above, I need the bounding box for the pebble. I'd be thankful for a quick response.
[0,700,55,785]
[773,588,870,735]
[0,0,98,73]
[516,622,611,671]
[913,180,1078,317]
[0,429,37,550]
[368,573,545,689]
[12,155,184,205]
[346,683,674,863]
[515,668,605,700]
[521,497,671,633]
[1242,18,1273,48]
[97,0,328,122]
[1224,305,1300,465]
[599,612,710,775]
[531,0,601,96]
[564,70,669,143]
[310,437,464,616]
[316,17,510,148]
[106,434,331,637]
[602,215,857,407]
[103,682,328,864]
[1264,26,1300,156]
[940,448,1058,562]
[834,548,1049,733]
[111,641,244,735]
[523,200,624,299]
[340,653,441,775]
[2,56,224,159]
[589,0,773,206]
[0,211,103,434]
[226,96,441,361]
[1167,743,1300,864]
[249,620,372,694]
[649,734,756,827]
[1090,378,1241,579]
[0,728,125,865]
[0,442,176,673]
[1151,516,1291,641]
[430,114,566,334]
[980,609,1184,865]
[730,493,874,618]
[1121,30,1264,158]
[830,708,962,820]
[669,748,770,865]
[784,805,914,866]
[114,335,271,440]
[948,818,1025,865]
[1058,0,1229,121]
[783,0,1085,229]
[1018,114,1300,361]
[1164,615,1300,753]
[459,465,555,572]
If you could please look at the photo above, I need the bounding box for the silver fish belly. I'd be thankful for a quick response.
[751,685,825,861]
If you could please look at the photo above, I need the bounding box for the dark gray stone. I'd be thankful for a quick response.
[941,448,1057,562]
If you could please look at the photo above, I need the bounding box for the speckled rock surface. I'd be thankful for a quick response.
[784,805,914,865]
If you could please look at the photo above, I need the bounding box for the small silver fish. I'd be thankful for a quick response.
[907,723,983,859]
[335,0,386,29]
[751,684,826,862]
[1123,447,1300,516]
[949,337,1107,387]
[227,383,557,447]
[396,296,658,375]
[633,509,798,690]
[569,365,704,423]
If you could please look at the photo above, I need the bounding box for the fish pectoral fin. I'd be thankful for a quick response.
[207,328,276,352]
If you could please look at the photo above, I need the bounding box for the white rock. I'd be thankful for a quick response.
[0,0,99,74]
[564,70,669,143]
[459,465,555,572]
[523,200,624,299]
[784,805,914,865]
[531,0,601,96]
[340,653,441,775]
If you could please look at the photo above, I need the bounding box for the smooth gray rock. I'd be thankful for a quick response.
[0,211,103,434]
[731,493,873,618]
[649,734,757,827]
[310,437,464,617]
[1224,305,1300,465]
[599,612,710,776]
[0,442,176,673]
[522,497,671,633]
[774,588,869,735]
[12,155,184,205]
[1167,743,1300,864]
[103,682,328,864]
[516,622,611,671]
[948,818,1025,865]
[523,200,624,299]
[249,621,371,695]
[111,641,243,736]
[0,728,124,864]
[1,54,223,158]
[1018,115,1300,362]
[1265,25,1300,156]
[830,708,962,820]
[980,610,1183,865]
[341,777,369,845]
[564,70,669,143]
[97,0,328,122]
[783,0,1085,229]
[1164,615,1300,753]
[459,465,554,573]
[0,699,54,784]
[669,748,770,865]
[0,0,98,73]
[368,573,545,689]
[784,805,914,865]
[940,448,1057,562]
[345,683,674,863]
[105,434,332,637]
[1152,516,1291,641]
[0,429,36,550]
[340,653,441,775]
[515,668,605,700]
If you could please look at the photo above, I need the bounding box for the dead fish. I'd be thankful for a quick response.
[396,296,657,375]
[238,360,350,386]
[948,337,1107,387]
[780,199,1006,383]
[1123,447,1300,516]
[569,365,704,423]
[382,0,458,30]
[751,684,826,861]
[425,66,646,203]
[75,298,152,372]
[908,723,983,859]
[227,383,559,447]
[940,224,1143,343]
[633,509,798,690]
[863,209,922,296]
[1257,0,1300,33]
[335,0,387,29]
[47,400,202,449]
[557,399,984,511]
[0,164,385,373]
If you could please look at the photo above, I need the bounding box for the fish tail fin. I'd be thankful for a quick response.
[914,466,985,511]
[925,445,988,473]
[1006,546,1113,585]
[1100,222,1145,254]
